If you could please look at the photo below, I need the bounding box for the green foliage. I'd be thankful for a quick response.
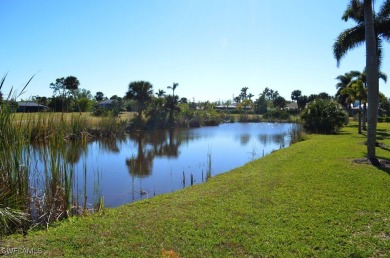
[254,94,267,114]
[301,99,348,134]
[263,110,290,120]
[77,98,93,112]
[125,81,153,123]
[92,107,119,117]
[291,90,302,101]
[272,96,286,109]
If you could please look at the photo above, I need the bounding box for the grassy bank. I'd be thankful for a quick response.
[2,123,390,257]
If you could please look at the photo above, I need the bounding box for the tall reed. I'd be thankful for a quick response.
[0,75,106,236]
[0,75,32,236]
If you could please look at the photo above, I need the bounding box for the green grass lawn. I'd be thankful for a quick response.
[1,123,390,257]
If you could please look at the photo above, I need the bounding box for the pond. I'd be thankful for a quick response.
[30,122,296,208]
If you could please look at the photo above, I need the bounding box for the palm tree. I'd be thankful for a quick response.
[167,82,179,97]
[333,0,390,67]
[155,89,166,98]
[347,69,387,130]
[341,79,366,133]
[335,71,360,110]
[334,0,382,161]
[365,0,379,161]
[240,87,249,100]
[125,81,153,125]
[165,95,180,127]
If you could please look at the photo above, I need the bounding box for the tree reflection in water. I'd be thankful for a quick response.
[125,129,185,178]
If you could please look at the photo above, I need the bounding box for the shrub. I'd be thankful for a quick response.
[301,99,348,134]
[263,110,290,120]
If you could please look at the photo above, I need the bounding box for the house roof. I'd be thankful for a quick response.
[286,102,298,109]
[99,99,117,105]
[18,101,47,107]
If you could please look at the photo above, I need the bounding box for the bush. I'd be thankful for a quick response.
[301,99,348,134]
[92,107,119,117]
[263,110,290,120]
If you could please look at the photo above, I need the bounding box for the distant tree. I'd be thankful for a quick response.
[95,92,104,101]
[254,94,267,114]
[125,81,153,124]
[263,87,279,100]
[296,95,308,110]
[64,76,81,114]
[167,82,179,97]
[240,87,249,100]
[48,96,67,112]
[155,89,166,98]
[318,92,331,100]
[234,96,241,103]
[180,97,188,104]
[291,90,302,102]
[75,88,93,100]
[165,95,180,127]
[224,100,232,109]
[379,94,390,117]
[77,98,93,112]
[307,93,330,103]
[50,77,67,116]
[50,77,65,96]
[273,96,286,109]
[33,96,49,107]
[64,76,79,92]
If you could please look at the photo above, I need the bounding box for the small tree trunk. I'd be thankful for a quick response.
[363,103,367,130]
[358,100,362,134]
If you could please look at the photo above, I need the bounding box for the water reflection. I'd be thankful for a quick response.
[125,129,184,177]
[126,132,154,177]
[240,134,251,145]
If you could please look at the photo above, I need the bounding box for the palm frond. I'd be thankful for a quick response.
[333,25,365,66]
[375,19,390,40]
[379,71,388,83]
[377,0,390,20]
[342,0,364,23]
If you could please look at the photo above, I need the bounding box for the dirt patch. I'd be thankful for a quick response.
[353,158,390,169]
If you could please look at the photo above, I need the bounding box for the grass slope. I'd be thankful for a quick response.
[2,124,390,257]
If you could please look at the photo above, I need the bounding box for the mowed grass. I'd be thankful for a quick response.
[2,123,390,257]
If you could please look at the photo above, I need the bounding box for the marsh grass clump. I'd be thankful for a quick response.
[288,124,305,144]
[93,113,128,137]
[0,75,105,237]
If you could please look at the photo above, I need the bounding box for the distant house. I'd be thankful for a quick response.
[98,99,118,109]
[286,102,298,110]
[17,101,48,112]
[215,103,238,110]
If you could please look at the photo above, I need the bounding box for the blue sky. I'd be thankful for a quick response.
[1,0,390,102]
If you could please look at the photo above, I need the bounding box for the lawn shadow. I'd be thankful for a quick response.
[376,129,390,141]
[353,156,390,176]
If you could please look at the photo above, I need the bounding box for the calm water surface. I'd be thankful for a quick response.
[32,122,295,207]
